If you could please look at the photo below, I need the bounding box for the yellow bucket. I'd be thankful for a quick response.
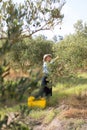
[28,96,46,109]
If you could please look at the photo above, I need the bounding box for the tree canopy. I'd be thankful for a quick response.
[0,0,65,43]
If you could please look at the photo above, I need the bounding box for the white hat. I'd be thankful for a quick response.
[43,54,52,61]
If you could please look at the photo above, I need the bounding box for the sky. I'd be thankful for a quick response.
[13,0,87,39]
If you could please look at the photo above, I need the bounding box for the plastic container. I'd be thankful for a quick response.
[28,96,46,108]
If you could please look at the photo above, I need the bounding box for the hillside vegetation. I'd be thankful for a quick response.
[0,0,87,128]
[0,72,87,130]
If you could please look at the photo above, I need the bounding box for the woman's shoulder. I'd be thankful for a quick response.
[43,62,47,66]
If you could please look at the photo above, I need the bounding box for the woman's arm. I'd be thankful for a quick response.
[51,56,59,63]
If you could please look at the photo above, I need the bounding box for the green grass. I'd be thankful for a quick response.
[0,72,87,124]
[78,72,87,78]
[54,84,87,96]
[29,109,48,120]
[0,105,20,120]
[48,72,87,106]
[43,109,56,124]
[29,108,56,124]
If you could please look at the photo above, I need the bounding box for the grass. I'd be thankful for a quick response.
[54,84,87,96]
[29,109,56,124]
[0,72,87,125]
[43,109,56,124]
[59,72,86,92]
[29,109,47,120]
[0,105,20,120]
[47,72,87,106]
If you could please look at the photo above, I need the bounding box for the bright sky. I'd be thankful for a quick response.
[13,0,87,39]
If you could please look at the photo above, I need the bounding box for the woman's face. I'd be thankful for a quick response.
[46,56,52,62]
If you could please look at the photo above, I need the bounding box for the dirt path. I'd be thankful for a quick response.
[33,118,87,130]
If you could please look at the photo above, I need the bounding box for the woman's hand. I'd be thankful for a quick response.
[55,56,59,60]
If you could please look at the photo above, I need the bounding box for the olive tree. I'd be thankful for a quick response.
[0,0,65,41]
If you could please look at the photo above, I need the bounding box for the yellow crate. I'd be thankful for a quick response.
[28,96,46,109]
